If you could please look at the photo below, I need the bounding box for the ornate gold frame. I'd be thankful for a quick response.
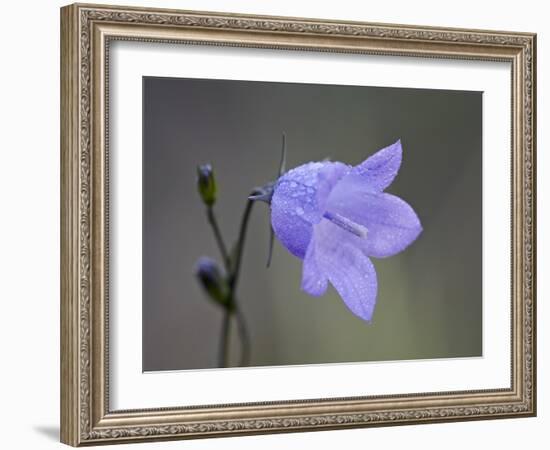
[60,3,536,446]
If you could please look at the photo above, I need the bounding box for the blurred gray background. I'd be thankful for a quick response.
[142,76,482,371]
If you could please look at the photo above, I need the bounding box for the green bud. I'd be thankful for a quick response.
[197,164,217,206]
[195,257,230,307]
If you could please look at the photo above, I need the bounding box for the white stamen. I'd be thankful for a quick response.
[323,211,368,239]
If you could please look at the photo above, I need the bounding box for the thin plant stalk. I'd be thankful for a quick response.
[218,307,232,367]
[206,206,229,267]
[205,201,254,368]
[234,303,250,366]
[229,199,254,290]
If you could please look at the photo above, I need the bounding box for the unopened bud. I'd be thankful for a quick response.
[197,164,217,206]
[195,257,229,306]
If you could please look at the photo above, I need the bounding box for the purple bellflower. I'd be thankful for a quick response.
[270,140,422,322]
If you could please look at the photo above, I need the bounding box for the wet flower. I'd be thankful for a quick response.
[269,140,422,322]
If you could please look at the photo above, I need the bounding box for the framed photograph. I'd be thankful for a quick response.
[60,3,537,446]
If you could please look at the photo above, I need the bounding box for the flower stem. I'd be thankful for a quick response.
[218,308,231,367]
[229,199,254,290]
[225,199,255,367]
[205,201,254,368]
[234,301,250,366]
[204,205,232,367]
[206,206,229,267]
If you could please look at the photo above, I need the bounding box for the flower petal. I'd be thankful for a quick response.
[350,140,403,192]
[301,238,328,296]
[314,220,378,321]
[327,185,422,258]
[271,161,348,259]
[316,162,350,214]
